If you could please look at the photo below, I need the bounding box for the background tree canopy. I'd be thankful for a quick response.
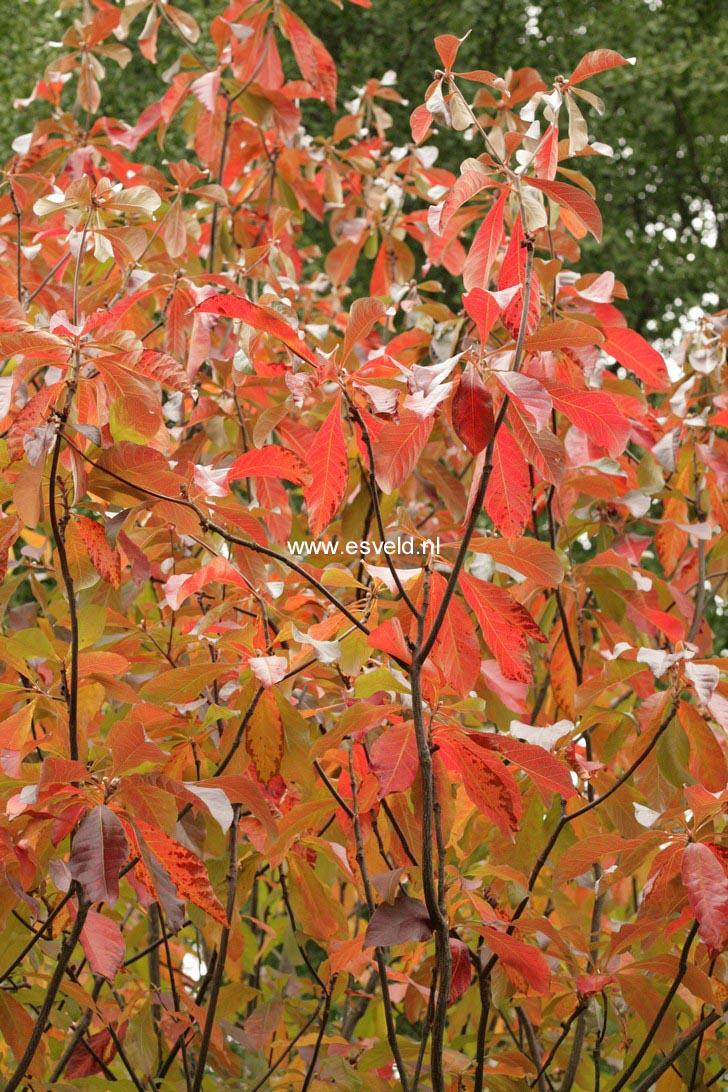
[2,0,725,336]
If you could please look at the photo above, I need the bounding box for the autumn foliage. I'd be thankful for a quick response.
[0,3,727,1090]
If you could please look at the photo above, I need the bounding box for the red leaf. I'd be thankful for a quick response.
[108,721,166,777]
[75,516,122,588]
[373,412,433,494]
[437,732,521,834]
[577,973,615,998]
[463,188,508,291]
[246,688,284,785]
[460,572,545,683]
[164,557,252,611]
[566,49,635,87]
[463,288,501,344]
[69,805,129,905]
[434,33,464,73]
[452,363,494,456]
[681,842,728,955]
[370,723,418,797]
[510,407,566,486]
[480,927,551,994]
[425,570,482,695]
[195,295,321,368]
[484,428,531,538]
[303,397,348,536]
[364,894,433,947]
[535,124,558,180]
[277,3,337,108]
[527,178,602,241]
[449,938,472,1005]
[602,326,669,390]
[227,444,313,486]
[342,297,386,362]
[546,383,631,458]
[66,1028,117,1079]
[77,906,126,982]
[410,102,433,145]
[498,215,540,335]
[473,733,577,804]
[471,536,564,587]
[436,172,494,237]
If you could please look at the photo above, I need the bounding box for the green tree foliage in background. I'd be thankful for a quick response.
[2,0,725,336]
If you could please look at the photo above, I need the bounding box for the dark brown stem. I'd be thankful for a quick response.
[627,999,728,1092]
[0,890,72,984]
[4,893,89,1092]
[418,237,535,665]
[348,747,411,1091]
[610,921,699,1092]
[190,805,241,1092]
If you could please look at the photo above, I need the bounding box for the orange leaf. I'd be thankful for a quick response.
[75,516,121,588]
[134,818,228,927]
[303,396,348,536]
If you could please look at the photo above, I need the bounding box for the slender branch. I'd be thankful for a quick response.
[529,1002,586,1088]
[190,805,241,1092]
[418,236,535,664]
[687,537,706,642]
[8,178,22,302]
[348,746,411,1091]
[301,977,335,1092]
[0,890,72,984]
[248,999,325,1092]
[518,1006,549,1092]
[4,893,89,1092]
[628,999,728,1092]
[610,921,699,1092]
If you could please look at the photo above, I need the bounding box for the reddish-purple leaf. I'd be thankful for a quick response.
[78,907,126,982]
[364,895,433,947]
[452,363,494,456]
[682,842,728,955]
[69,805,130,906]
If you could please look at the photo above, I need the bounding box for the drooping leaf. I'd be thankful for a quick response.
[460,571,545,683]
[437,732,521,834]
[479,927,551,994]
[133,818,228,927]
[463,188,508,291]
[69,805,130,905]
[78,906,126,982]
[602,326,670,390]
[75,516,122,588]
[452,363,494,456]
[484,428,531,539]
[303,397,348,536]
[245,687,284,785]
[681,842,728,955]
[373,412,433,494]
[527,178,602,241]
[370,723,419,797]
[425,569,482,695]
